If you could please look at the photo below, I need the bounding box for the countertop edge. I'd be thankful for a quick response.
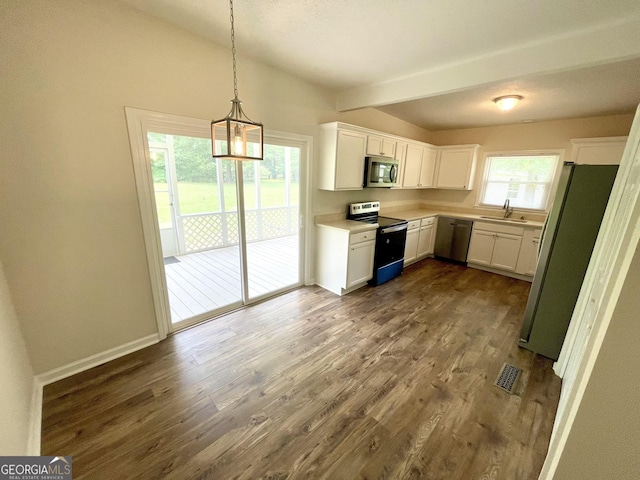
[383,209,545,228]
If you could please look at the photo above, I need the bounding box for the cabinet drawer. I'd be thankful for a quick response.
[350,230,376,245]
[407,220,421,230]
[421,216,436,227]
[532,229,542,239]
[473,221,524,236]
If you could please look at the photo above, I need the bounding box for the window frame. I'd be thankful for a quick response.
[476,149,565,213]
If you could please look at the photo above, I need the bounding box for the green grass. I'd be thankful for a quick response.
[154,181,299,227]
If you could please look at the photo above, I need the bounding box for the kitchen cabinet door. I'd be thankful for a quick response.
[491,233,523,271]
[404,227,419,265]
[516,228,542,276]
[395,142,407,162]
[402,144,423,188]
[418,147,437,188]
[335,130,367,190]
[417,224,434,257]
[366,134,396,158]
[319,124,368,191]
[435,145,478,190]
[346,240,376,288]
[467,230,495,266]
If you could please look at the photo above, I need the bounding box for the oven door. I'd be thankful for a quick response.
[375,224,408,266]
[366,157,399,187]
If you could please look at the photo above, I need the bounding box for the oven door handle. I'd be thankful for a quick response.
[380,224,408,234]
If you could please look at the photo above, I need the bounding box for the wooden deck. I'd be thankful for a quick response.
[164,235,299,323]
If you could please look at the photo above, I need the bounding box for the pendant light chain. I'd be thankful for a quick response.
[211,0,263,161]
[229,0,239,101]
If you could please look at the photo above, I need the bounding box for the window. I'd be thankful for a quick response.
[479,154,560,211]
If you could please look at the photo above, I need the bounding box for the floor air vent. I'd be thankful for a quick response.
[494,363,521,394]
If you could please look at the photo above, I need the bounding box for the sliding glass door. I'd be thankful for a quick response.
[143,123,303,330]
[241,143,301,300]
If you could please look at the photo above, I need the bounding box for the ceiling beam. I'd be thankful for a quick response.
[337,17,640,112]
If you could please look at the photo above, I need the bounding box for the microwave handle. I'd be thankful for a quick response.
[389,164,397,183]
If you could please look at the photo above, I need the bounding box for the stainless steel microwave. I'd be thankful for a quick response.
[364,156,399,188]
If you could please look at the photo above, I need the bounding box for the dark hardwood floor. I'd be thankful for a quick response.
[41,259,561,479]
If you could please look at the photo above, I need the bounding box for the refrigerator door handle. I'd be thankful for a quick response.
[538,204,552,257]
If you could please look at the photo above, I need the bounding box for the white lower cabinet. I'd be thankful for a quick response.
[316,225,376,295]
[404,216,436,265]
[515,228,542,276]
[403,221,420,265]
[467,222,523,272]
[467,230,495,266]
[346,238,376,288]
[417,217,436,257]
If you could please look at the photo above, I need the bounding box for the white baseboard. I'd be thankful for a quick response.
[29,333,160,454]
[466,263,534,282]
[35,333,160,387]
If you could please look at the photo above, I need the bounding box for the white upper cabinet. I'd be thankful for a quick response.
[419,146,438,188]
[402,144,437,188]
[318,122,482,192]
[402,144,423,188]
[318,123,367,191]
[366,134,396,158]
[395,142,407,162]
[570,136,628,165]
[435,145,479,190]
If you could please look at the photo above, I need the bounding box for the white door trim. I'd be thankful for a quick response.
[124,107,312,336]
[125,108,201,339]
[541,105,640,478]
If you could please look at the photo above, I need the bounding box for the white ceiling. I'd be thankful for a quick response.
[121,0,640,131]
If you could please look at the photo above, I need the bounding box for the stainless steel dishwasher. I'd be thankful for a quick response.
[434,217,473,264]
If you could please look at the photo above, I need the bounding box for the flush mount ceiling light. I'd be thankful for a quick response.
[211,0,263,161]
[493,95,523,111]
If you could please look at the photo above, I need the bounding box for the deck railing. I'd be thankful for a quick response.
[179,206,299,253]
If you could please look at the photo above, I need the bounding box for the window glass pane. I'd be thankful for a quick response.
[150,149,168,184]
[154,191,172,228]
[482,155,557,210]
[172,136,218,214]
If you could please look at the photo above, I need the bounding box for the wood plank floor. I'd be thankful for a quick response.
[41,258,561,480]
[165,235,299,323]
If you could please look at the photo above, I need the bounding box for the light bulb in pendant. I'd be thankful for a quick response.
[233,125,244,156]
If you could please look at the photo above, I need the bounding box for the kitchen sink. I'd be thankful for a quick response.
[480,216,528,223]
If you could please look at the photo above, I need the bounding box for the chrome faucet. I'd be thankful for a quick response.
[503,199,514,218]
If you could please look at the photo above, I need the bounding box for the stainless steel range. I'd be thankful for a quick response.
[347,201,408,285]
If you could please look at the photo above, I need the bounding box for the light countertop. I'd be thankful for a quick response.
[385,208,545,228]
[315,219,378,233]
[316,208,544,232]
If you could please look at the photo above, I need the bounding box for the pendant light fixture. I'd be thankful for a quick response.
[211,0,263,161]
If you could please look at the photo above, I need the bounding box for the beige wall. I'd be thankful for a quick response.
[0,260,34,455]
[551,242,640,479]
[422,114,634,213]
[0,0,431,373]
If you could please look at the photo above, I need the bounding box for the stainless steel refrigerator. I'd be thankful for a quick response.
[519,162,618,360]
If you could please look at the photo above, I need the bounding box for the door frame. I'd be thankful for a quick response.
[124,107,312,338]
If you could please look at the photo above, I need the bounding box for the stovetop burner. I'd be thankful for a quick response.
[370,216,406,228]
[346,201,406,229]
